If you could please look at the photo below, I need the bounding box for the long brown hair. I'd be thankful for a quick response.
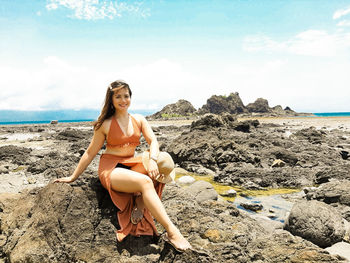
[93,80,132,131]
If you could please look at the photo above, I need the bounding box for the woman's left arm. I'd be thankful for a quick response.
[137,115,160,179]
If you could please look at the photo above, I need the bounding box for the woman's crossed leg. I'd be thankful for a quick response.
[110,167,192,251]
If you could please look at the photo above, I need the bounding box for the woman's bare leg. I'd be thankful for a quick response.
[110,168,191,250]
[131,163,146,212]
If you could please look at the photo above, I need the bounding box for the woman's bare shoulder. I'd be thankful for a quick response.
[98,118,112,135]
[131,113,146,124]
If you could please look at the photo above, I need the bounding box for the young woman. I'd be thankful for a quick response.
[54,80,191,252]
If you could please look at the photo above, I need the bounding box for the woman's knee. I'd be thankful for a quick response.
[110,168,152,193]
[136,176,154,193]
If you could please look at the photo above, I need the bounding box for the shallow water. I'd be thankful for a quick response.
[176,173,301,222]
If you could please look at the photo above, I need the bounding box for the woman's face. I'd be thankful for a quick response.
[112,87,131,112]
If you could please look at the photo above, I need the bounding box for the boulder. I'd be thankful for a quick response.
[148,99,196,119]
[246,98,271,113]
[190,113,225,130]
[284,200,346,248]
[190,113,257,133]
[271,105,286,115]
[186,180,218,203]
[305,180,350,221]
[198,92,248,115]
[305,180,350,207]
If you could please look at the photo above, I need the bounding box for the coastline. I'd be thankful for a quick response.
[1,113,350,261]
[148,115,350,131]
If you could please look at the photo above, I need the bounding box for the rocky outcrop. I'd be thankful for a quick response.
[190,113,258,132]
[305,180,350,222]
[1,118,350,262]
[284,200,346,248]
[148,91,305,119]
[246,98,271,113]
[271,105,285,115]
[197,92,248,115]
[163,113,349,189]
[0,145,32,165]
[148,99,196,119]
[0,179,344,262]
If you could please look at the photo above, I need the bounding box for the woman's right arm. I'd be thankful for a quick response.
[54,126,106,183]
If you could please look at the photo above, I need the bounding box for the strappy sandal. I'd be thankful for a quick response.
[131,206,143,225]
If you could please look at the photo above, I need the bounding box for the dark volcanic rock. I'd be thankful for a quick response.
[271,105,285,115]
[293,127,326,144]
[306,180,350,221]
[0,145,32,165]
[190,113,258,133]
[190,113,226,130]
[284,200,346,248]
[314,165,350,184]
[215,166,314,188]
[246,98,271,113]
[56,128,92,142]
[0,180,343,262]
[198,92,248,115]
[148,99,196,119]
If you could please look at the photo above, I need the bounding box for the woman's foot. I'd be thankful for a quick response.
[131,195,144,224]
[163,230,192,252]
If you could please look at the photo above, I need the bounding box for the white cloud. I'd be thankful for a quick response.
[0,57,207,111]
[337,20,350,27]
[0,56,110,110]
[1,56,350,113]
[333,6,350,19]
[244,30,350,57]
[45,0,150,20]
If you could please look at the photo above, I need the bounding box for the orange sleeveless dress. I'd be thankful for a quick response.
[98,115,165,242]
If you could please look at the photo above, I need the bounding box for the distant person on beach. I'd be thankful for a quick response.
[54,80,191,252]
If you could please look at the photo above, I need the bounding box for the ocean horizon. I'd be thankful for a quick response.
[0,109,156,125]
[0,110,349,125]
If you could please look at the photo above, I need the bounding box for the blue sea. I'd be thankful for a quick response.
[0,109,156,125]
[312,112,350,117]
[0,110,349,125]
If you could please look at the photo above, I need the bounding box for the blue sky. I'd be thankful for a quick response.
[1,0,350,113]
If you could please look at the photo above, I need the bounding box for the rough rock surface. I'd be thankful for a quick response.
[284,200,346,248]
[186,180,218,203]
[306,180,350,221]
[197,92,248,115]
[1,119,350,262]
[148,99,196,119]
[246,98,271,113]
[164,114,350,189]
[1,180,345,262]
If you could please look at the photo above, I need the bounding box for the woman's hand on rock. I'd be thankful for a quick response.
[53,176,75,183]
[148,159,159,180]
